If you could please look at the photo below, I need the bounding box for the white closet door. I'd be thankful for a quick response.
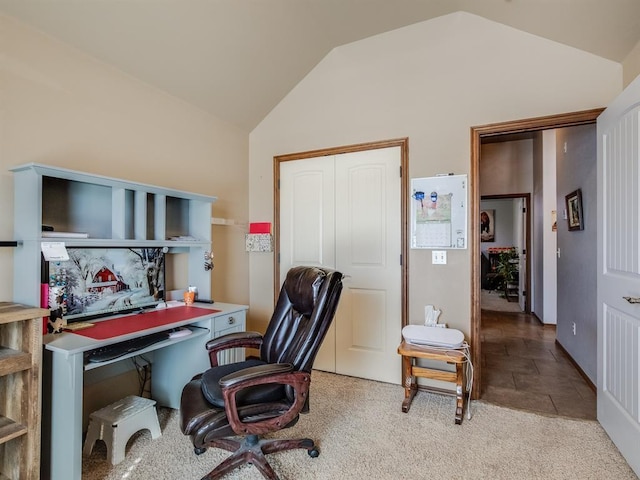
[279,157,336,371]
[334,147,402,384]
[279,146,402,384]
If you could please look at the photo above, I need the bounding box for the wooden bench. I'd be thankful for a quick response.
[397,340,467,424]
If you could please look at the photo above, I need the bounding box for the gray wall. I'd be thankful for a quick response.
[556,124,597,382]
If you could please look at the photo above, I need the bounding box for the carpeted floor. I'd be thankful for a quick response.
[82,371,636,480]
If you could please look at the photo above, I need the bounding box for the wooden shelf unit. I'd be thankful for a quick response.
[0,303,48,480]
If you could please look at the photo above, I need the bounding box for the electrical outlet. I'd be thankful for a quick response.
[432,250,447,264]
[572,322,576,335]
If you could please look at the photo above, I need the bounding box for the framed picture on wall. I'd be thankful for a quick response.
[565,189,584,231]
[480,209,495,242]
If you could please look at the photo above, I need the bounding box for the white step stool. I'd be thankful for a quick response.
[83,395,161,465]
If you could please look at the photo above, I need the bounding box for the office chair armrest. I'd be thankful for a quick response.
[219,363,294,389]
[220,365,311,436]
[205,331,263,367]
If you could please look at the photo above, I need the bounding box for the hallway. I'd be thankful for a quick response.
[480,310,596,420]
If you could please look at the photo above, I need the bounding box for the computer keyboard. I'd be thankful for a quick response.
[86,331,170,363]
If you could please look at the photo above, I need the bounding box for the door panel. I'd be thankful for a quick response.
[597,78,640,476]
[349,289,386,351]
[279,157,336,371]
[279,158,335,269]
[335,148,402,384]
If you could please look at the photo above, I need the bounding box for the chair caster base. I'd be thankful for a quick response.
[200,436,318,480]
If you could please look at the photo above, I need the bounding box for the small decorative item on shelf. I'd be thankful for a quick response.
[184,286,197,305]
[183,291,195,305]
[48,308,65,334]
[246,222,273,252]
[204,251,214,271]
[245,233,273,252]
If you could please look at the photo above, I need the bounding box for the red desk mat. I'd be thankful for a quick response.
[74,306,219,340]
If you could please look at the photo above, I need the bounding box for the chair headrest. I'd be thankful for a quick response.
[283,266,326,316]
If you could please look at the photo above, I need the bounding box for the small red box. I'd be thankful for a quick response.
[249,222,271,234]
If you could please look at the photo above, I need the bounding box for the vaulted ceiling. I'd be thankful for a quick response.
[2,0,639,132]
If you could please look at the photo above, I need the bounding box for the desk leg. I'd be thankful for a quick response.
[401,355,417,413]
[455,362,465,425]
[47,350,84,480]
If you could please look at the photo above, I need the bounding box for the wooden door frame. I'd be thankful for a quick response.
[273,137,409,327]
[470,108,603,399]
[481,193,531,313]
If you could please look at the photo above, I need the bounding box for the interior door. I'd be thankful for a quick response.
[597,75,640,477]
[334,148,402,383]
[279,156,336,371]
[279,146,402,384]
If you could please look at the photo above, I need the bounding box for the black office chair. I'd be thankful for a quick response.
[180,266,343,479]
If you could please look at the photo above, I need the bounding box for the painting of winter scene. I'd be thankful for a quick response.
[48,247,165,321]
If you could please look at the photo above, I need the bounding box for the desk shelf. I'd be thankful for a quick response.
[82,327,210,372]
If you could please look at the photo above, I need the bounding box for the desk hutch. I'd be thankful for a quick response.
[10,164,247,480]
[11,162,217,308]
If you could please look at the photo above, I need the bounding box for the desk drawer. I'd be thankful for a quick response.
[213,311,245,334]
[213,311,246,365]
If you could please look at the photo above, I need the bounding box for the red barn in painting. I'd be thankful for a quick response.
[87,266,129,293]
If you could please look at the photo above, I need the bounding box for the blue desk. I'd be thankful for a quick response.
[42,302,247,480]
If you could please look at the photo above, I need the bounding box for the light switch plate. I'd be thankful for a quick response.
[432,250,447,264]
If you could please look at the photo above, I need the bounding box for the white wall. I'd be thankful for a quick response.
[249,12,622,335]
[542,130,558,324]
[623,38,640,88]
[0,14,250,307]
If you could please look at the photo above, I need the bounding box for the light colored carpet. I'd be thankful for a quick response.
[82,371,636,480]
[481,289,522,313]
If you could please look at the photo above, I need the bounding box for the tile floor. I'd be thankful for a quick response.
[480,309,596,420]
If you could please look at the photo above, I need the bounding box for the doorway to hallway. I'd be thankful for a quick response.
[470,108,604,399]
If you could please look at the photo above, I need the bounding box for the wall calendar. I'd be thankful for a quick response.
[410,174,468,249]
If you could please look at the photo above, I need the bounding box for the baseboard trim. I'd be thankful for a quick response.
[554,340,596,393]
